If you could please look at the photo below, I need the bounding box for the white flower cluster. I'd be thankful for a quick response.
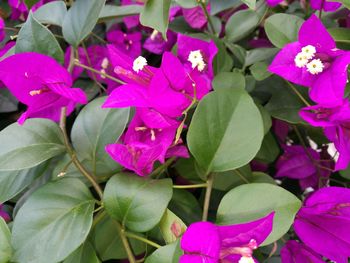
[294,45,324,75]
[133,56,148,73]
[188,50,206,72]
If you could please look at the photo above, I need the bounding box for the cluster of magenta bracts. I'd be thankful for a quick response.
[2,1,350,263]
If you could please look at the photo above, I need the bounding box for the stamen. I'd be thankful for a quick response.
[29,88,49,96]
[133,56,148,73]
[306,59,324,75]
[135,126,147,131]
[150,129,156,141]
[150,30,159,40]
[101,57,109,69]
[100,69,106,79]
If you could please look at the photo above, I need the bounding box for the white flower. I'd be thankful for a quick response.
[188,50,206,72]
[132,56,148,73]
[301,45,316,59]
[238,256,255,263]
[306,59,324,75]
[294,52,308,68]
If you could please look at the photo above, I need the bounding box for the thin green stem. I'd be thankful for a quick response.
[234,169,250,184]
[74,60,125,85]
[117,223,137,263]
[199,1,216,35]
[285,80,311,106]
[173,183,208,189]
[59,49,103,200]
[92,210,107,228]
[202,173,214,221]
[149,157,176,178]
[125,232,162,249]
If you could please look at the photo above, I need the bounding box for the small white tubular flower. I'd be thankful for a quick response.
[133,56,148,73]
[238,256,255,263]
[294,52,308,68]
[306,59,324,75]
[100,69,106,79]
[301,45,316,59]
[101,57,109,69]
[188,50,206,72]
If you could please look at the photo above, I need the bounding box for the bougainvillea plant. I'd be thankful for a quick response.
[2,0,350,262]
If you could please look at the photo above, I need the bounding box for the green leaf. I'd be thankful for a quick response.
[169,189,202,225]
[0,162,48,203]
[225,10,260,42]
[71,97,130,177]
[187,89,264,174]
[24,0,37,9]
[255,132,280,163]
[0,89,17,113]
[175,0,198,8]
[15,12,64,63]
[92,215,145,260]
[244,48,278,67]
[216,183,301,245]
[0,218,12,263]
[12,178,95,263]
[250,61,272,81]
[145,241,183,263]
[140,0,171,38]
[33,1,67,27]
[251,172,276,184]
[104,173,173,232]
[328,27,350,50]
[0,119,65,171]
[98,4,143,21]
[265,14,304,48]
[63,241,100,263]
[213,165,252,190]
[213,39,234,74]
[210,0,240,15]
[159,209,187,244]
[212,71,245,90]
[62,0,106,47]
[241,0,257,9]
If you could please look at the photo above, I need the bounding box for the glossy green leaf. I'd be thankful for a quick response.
[24,0,37,9]
[104,173,173,232]
[159,209,187,244]
[250,61,272,81]
[213,71,245,90]
[140,0,172,38]
[145,241,183,263]
[213,165,252,191]
[33,1,67,27]
[226,10,259,42]
[169,189,202,225]
[244,48,278,67]
[0,218,12,263]
[213,39,234,74]
[92,215,145,260]
[255,132,280,163]
[62,0,106,47]
[187,89,264,174]
[15,12,64,63]
[71,97,129,177]
[0,162,48,203]
[63,241,100,263]
[210,0,240,15]
[174,0,198,8]
[98,4,143,21]
[0,119,65,171]
[265,14,304,48]
[217,183,301,245]
[0,89,17,113]
[12,178,95,263]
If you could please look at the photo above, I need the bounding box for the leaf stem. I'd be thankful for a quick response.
[116,223,137,263]
[234,169,250,183]
[202,173,214,221]
[125,232,162,249]
[149,157,176,178]
[59,49,103,200]
[173,183,208,189]
[199,1,216,35]
[285,80,311,107]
